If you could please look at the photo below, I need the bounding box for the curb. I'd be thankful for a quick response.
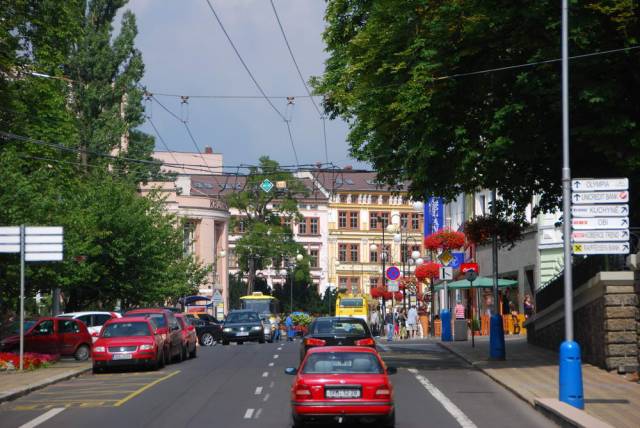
[0,365,92,404]
[435,343,612,428]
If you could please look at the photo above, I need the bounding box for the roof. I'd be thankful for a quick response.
[189,174,328,201]
[124,308,171,315]
[311,170,407,193]
[105,316,151,324]
[306,346,378,354]
[59,311,119,317]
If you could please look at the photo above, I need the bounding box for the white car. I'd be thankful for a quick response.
[58,311,121,342]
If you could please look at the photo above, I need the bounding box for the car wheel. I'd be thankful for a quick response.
[159,351,166,368]
[74,344,90,361]
[222,340,229,346]
[92,365,102,374]
[384,410,395,428]
[189,344,197,359]
[181,345,188,361]
[201,332,216,347]
[259,335,265,344]
[237,341,243,345]
[291,413,305,428]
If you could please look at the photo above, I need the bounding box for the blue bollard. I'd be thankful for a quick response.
[559,341,584,409]
[440,309,452,341]
[489,314,505,360]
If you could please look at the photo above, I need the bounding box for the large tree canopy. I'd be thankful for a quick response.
[314,1,640,219]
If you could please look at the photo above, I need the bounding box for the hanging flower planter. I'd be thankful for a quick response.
[370,287,383,298]
[424,228,466,251]
[415,261,441,281]
[464,215,526,249]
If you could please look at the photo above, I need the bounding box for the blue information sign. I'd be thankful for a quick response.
[386,266,401,281]
[425,196,444,235]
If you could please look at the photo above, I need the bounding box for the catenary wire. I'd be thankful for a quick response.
[147,116,180,166]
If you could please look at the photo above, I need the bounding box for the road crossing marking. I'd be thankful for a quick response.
[408,368,477,428]
[18,408,65,428]
[254,386,263,395]
[273,354,279,359]
[254,408,263,419]
[113,370,180,407]
[277,347,282,351]
[263,393,270,402]
[269,381,275,388]
[262,371,269,378]
[244,408,254,419]
[268,362,274,366]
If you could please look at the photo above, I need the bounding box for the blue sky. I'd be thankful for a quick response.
[120,0,367,170]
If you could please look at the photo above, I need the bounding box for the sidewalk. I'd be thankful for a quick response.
[439,336,640,428]
[0,360,91,403]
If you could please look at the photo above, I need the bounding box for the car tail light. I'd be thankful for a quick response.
[375,385,391,397]
[355,337,375,346]
[294,383,311,398]
[304,338,326,347]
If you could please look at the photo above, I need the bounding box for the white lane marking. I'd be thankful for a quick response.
[19,408,65,428]
[269,381,275,388]
[277,347,283,351]
[408,368,478,428]
[263,392,271,402]
[254,408,263,419]
[268,362,274,367]
[255,386,263,395]
[262,371,269,378]
[244,408,255,419]
[273,354,279,359]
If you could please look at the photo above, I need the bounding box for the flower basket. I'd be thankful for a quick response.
[424,229,466,251]
[464,215,526,249]
[415,262,441,281]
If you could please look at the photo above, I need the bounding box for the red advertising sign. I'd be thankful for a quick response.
[460,262,479,273]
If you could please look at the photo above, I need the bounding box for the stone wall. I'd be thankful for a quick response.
[526,271,638,372]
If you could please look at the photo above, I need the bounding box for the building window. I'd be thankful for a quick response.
[338,276,360,294]
[299,217,320,235]
[401,213,409,228]
[310,218,319,235]
[280,216,292,230]
[338,211,347,228]
[340,194,348,203]
[338,211,358,229]
[298,219,307,235]
[382,196,389,204]
[349,212,359,229]
[411,213,422,231]
[183,221,196,255]
[369,277,381,289]
[309,249,319,268]
[370,244,390,263]
[370,247,378,263]
[401,243,409,263]
[233,216,246,234]
[369,212,390,230]
[338,243,359,262]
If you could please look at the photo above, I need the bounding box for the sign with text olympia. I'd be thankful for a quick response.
[570,177,629,255]
[571,178,628,192]
[385,266,401,281]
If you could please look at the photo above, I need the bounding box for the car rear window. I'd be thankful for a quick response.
[126,313,166,328]
[302,352,383,374]
[311,319,368,336]
[102,322,151,337]
[226,312,259,323]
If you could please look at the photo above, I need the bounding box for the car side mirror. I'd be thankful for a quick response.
[386,366,397,375]
[284,367,297,375]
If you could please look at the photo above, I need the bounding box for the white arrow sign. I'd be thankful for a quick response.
[571,178,628,192]
[440,266,453,280]
[571,204,629,217]
[572,242,630,255]
[571,217,629,230]
[571,230,629,242]
[572,191,629,204]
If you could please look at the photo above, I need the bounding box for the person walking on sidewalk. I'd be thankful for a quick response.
[285,314,294,342]
[384,311,394,342]
[407,305,418,339]
[370,309,380,337]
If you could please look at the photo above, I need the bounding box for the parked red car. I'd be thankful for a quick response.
[286,346,396,427]
[92,317,164,372]
[0,317,92,361]
[124,308,184,364]
[175,314,197,359]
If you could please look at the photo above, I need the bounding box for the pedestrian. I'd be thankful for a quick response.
[370,309,380,337]
[523,294,534,318]
[393,310,400,338]
[285,313,294,342]
[455,300,465,319]
[384,311,394,342]
[502,289,511,315]
[398,309,407,340]
[273,314,281,341]
[510,303,521,335]
[407,305,418,339]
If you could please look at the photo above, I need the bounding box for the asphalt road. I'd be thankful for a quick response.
[0,339,554,428]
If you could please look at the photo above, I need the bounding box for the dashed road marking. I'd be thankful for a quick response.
[254,408,263,419]
[262,371,269,378]
[269,381,275,388]
[263,393,270,402]
[408,368,477,428]
[273,354,279,359]
[277,347,283,351]
[254,386,263,395]
[18,408,65,428]
[268,362,274,367]
[244,408,254,419]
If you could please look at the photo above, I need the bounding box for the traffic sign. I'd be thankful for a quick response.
[571,230,629,242]
[387,280,399,292]
[572,242,630,255]
[438,250,453,266]
[571,204,628,218]
[212,290,223,305]
[464,269,478,282]
[440,266,453,280]
[572,191,628,204]
[460,262,478,273]
[260,179,274,193]
[385,266,401,281]
[571,217,629,230]
[571,178,628,192]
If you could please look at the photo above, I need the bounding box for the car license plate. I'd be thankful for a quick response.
[236,332,249,337]
[112,353,133,360]
[325,389,360,399]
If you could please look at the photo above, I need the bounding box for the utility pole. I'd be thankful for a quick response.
[489,189,505,359]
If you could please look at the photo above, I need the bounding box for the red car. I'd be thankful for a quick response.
[124,308,184,364]
[92,317,164,372]
[0,317,92,361]
[286,346,396,427]
[175,314,197,359]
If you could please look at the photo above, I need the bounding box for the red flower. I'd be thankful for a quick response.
[370,287,383,298]
[424,229,466,250]
[415,262,441,280]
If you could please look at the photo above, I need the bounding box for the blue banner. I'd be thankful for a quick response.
[424,196,444,236]
[450,252,465,269]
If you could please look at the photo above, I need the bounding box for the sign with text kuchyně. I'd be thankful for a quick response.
[571,204,628,217]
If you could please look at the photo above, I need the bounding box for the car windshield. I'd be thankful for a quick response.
[226,312,259,323]
[310,319,368,336]
[4,320,37,336]
[126,313,166,328]
[102,322,150,337]
[302,352,383,374]
[339,298,364,308]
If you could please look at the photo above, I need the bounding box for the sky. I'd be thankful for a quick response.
[119,0,367,170]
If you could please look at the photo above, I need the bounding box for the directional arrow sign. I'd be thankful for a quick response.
[571,178,628,192]
[571,230,629,242]
[572,191,628,204]
[571,204,629,218]
[572,242,629,255]
[571,217,628,230]
[440,266,453,280]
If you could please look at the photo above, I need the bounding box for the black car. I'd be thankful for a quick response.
[187,317,222,347]
[221,310,265,345]
[300,317,375,361]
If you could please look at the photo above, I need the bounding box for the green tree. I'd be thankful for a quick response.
[315,1,640,219]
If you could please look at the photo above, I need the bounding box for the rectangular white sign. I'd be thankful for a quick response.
[25,235,64,244]
[572,242,630,255]
[572,191,629,204]
[25,226,63,235]
[571,178,628,192]
[571,204,629,218]
[0,226,20,235]
[0,235,20,244]
[25,252,63,262]
[571,230,629,242]
[387,280,399,292]
[440,266,453,280]
[571,217,629,230]
[26,243,63,253]
[0,244,20,253]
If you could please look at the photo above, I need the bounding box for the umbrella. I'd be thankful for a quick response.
[434,277,517,291]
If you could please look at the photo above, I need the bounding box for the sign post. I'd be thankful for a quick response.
[464,268,478,348]
[438,252,454,342]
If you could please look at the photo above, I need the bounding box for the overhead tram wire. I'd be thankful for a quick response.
[147,116,180,166]
[269,0,328,163]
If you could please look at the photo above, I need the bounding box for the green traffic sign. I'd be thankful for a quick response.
[260,179,274,193]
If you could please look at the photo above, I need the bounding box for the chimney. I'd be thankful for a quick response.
[204,146,213,154]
